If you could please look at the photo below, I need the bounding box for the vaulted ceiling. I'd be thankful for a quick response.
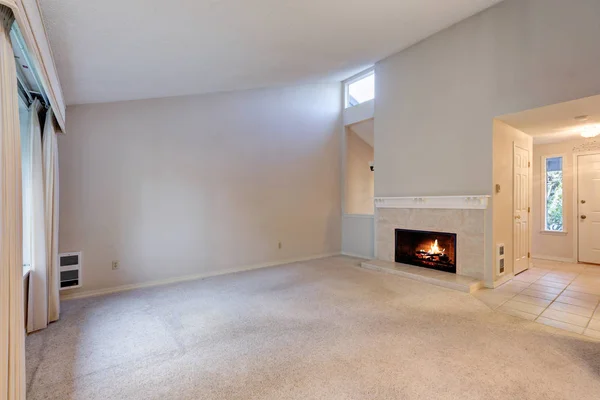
[39,0,502,105]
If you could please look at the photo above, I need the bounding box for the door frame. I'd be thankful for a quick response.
[572,150,600,263]
[513,143,531,275]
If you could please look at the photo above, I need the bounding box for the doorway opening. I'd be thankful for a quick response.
[498,94,600,267]
[478,95,600,336]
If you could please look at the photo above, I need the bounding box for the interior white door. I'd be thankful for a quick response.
[578,153,600,264]
[514,145,530,275]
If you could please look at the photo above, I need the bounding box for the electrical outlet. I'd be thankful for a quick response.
[278,241,282,249]
[112,260,119,270]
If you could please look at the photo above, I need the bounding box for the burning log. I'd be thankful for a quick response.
[415,240,450,263]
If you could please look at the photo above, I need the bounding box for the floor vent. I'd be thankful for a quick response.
[59,252,82,290]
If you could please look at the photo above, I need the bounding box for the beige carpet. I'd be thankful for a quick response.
[27,256,600,400]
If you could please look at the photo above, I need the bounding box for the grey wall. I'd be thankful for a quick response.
[59,84,342,295]
[342,215,374,259]
[376,0,600,197]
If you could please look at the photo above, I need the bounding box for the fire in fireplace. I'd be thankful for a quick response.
[395,229,457,273]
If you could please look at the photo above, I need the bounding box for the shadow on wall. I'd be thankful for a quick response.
[345,121,374,216]
[58,84,343,296]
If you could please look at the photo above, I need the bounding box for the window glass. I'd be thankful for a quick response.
[19,96,31,272]
[346,72,374,108]
[545,156,563,232]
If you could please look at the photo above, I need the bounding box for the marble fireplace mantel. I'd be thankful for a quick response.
[374,195,490,210]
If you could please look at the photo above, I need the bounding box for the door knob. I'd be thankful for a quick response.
[581,215,587,220]
[515,215,521,220]
[581,200,586,204]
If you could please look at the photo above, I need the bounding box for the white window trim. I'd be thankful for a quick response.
[541,154,567,234]
[539,230,568,236]
[344,67,375,109]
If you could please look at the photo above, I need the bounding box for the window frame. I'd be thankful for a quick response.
[344,68,375,109]
[541,154,567,235]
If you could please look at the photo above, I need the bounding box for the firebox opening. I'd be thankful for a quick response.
[395,229,457,274]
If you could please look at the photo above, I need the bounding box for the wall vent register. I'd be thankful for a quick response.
[59,252,82,290]
[496,243,505,275]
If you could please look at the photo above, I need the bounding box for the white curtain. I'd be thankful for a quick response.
[24,99,48,333]
[42,108,60,322]
[0,4,26,400]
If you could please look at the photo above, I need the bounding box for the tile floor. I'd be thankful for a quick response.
[473,259,600,338]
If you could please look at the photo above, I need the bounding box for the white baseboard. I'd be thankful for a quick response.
[60,252,341,301]
[531,255,576,263]
[340,251,372,260]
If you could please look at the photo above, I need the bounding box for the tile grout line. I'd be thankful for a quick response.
[533,271,564,320]
[583,300,600,332]
[493,263,600,332]
[495,292,518,310]
[533,271,580,323]
[509,269,583,323]
[501,270,552,318]
[531,269,600,332]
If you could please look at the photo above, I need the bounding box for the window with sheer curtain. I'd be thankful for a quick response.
[543,155,564,232]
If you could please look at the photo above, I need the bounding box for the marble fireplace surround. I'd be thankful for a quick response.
[375,196,489,280]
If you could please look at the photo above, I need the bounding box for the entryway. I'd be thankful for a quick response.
[482,94,600,337]
[494,95,600,279]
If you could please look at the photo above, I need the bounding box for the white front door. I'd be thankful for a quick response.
[514,145,530,275]
[578,153,600,264]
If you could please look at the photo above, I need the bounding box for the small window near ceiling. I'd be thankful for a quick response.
[345,70,374,108]
[543,155,564,232]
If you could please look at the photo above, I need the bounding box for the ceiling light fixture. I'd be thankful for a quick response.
[580,124,600,138]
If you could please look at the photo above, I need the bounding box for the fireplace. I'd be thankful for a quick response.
[395,229,457,273]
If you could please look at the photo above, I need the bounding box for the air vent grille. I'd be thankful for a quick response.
[59,252,82,290]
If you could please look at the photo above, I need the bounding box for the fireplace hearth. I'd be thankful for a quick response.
[395,229,457,273]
